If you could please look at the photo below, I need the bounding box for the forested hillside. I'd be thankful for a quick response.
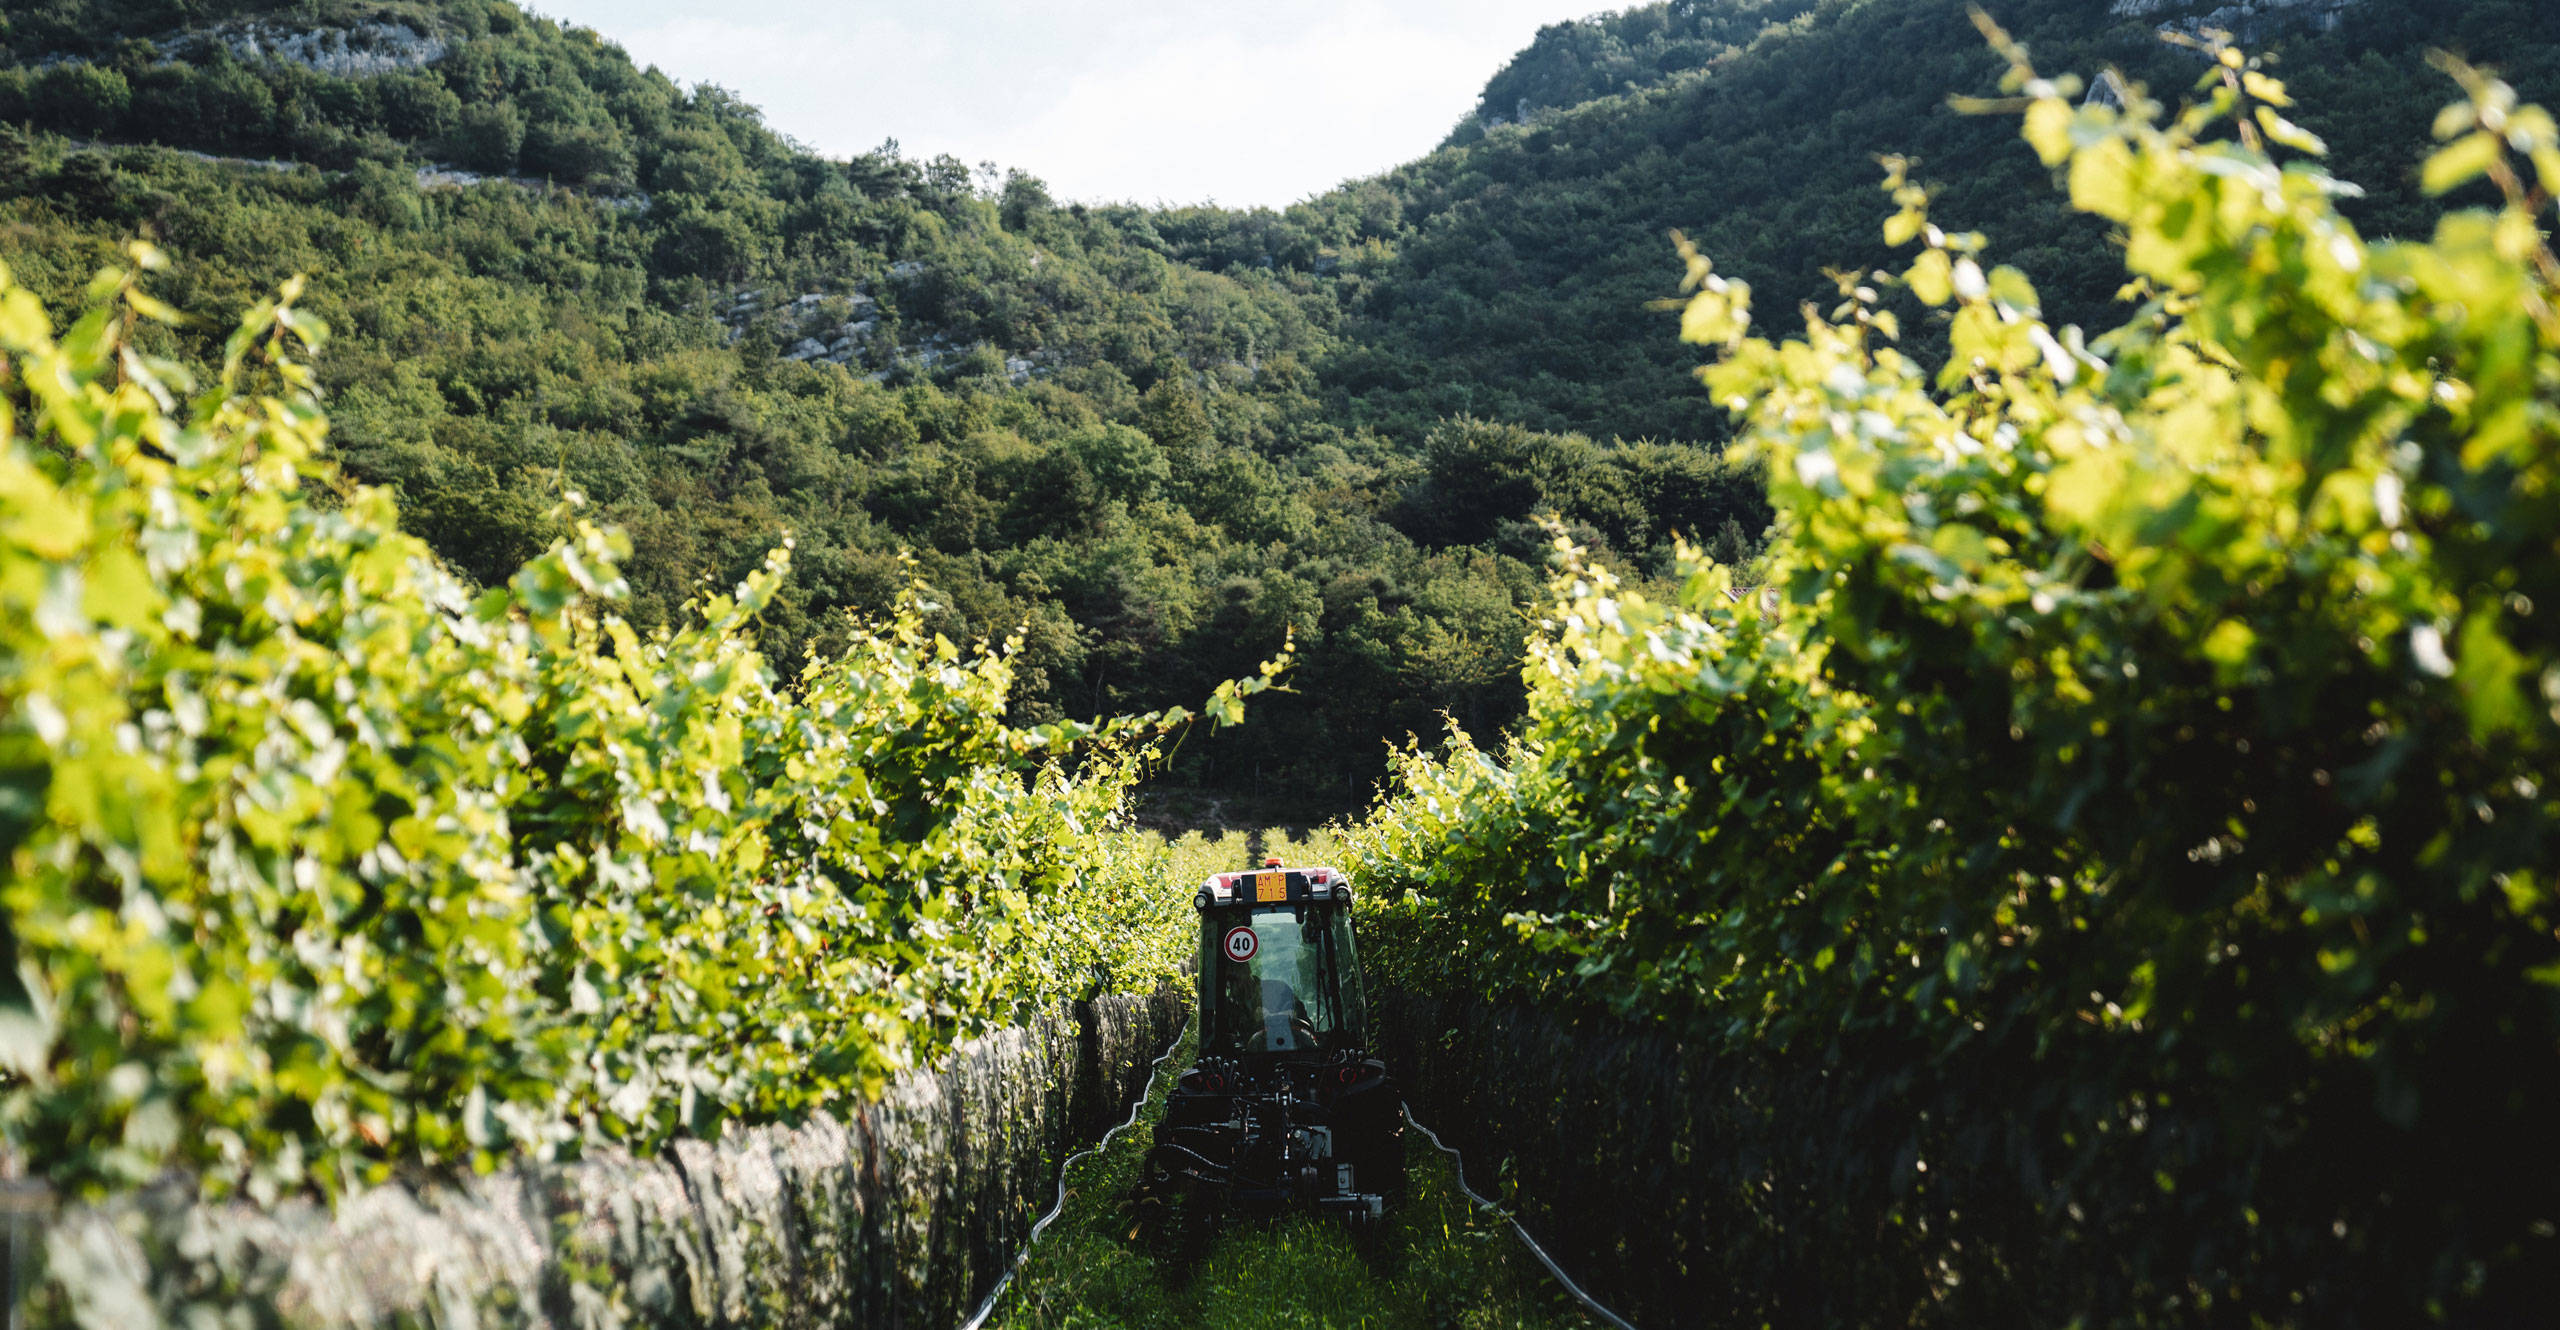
[1,0,2549,807]
[1311,0,2557,444]
[0,0,1777,806]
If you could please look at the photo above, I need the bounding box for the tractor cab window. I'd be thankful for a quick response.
[1328,907,1368,1040]
[1213,906,1345,1055]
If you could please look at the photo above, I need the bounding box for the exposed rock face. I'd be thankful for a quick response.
[25,990,1185,1330]
[726,286,874,357]
[169,21,454,77]
[727,279,1055,384]
[413,166,648,215]
[2110,0,2363,44]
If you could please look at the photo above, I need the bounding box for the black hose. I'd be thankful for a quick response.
[1144,1143,1233,1176]
[1403,1106,1643,1330]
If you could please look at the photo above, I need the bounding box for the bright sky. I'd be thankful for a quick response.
[526,0,1605,209]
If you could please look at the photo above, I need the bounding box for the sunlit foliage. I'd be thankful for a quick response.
[1350,44,2560,1322]
[0,255,1266,1197]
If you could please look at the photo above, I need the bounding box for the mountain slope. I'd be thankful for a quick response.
[3,0,1756,807]
[2,0,2550,806]
[1292,0,2559,446]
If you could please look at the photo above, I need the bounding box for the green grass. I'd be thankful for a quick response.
[986,1016,1600,1330]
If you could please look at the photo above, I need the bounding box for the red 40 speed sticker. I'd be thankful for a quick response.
[1222,925,1258,963]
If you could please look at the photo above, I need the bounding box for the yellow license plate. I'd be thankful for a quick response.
[1255,871,1287,902]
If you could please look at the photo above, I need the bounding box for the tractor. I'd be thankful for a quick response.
[1140,858,1405,1240]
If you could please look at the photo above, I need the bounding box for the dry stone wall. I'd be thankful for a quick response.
[19,988,1184,1330]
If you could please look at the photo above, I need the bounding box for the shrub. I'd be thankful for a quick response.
[27,62,129,138]
[449,99,524,173]
[1348,40,2560,1325]
[0,247,1260,1199]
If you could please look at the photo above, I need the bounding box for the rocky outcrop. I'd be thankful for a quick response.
[20,989,1185,1330]
[725,279,1056,384]
[165,21,454,77]
[729,287,882,368]
[2110,0,2363,45]
[414,165,648,213]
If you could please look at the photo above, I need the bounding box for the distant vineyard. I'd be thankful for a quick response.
[1349,36,2560,1324]
[0,261,1267,1197]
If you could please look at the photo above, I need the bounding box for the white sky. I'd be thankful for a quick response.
[526,0,1608,209]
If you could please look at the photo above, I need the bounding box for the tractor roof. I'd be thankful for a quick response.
[1196,864,1350,908]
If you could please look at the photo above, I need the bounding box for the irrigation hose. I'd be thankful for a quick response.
[1402,1107,1644,1330]
[959,1031,1185,1330]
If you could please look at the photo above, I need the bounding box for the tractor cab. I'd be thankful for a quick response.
[1196,863,1370,1058]
[1142,859,1404,1237]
